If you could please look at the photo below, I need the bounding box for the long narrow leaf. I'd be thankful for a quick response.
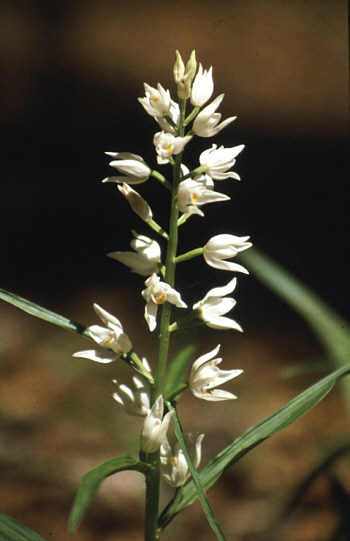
[170,406,227,541]
[159,364,350,528]
[0,288,91,339]
[69,454,152,532]
[0,511,47,541]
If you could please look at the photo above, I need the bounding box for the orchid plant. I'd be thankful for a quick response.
[1,51,349,541]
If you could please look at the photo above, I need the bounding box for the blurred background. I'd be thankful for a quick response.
[0,1,349,540]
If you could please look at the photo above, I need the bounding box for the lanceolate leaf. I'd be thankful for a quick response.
[159,364,350,529]
[69,455,152,532]
[171,406,227,541]
[0,288,91,339]
[0,510,47,541]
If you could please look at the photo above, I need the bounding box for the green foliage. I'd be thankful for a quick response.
[159,363,350,529]
[0,288,91,339]
[69,454,152,532]
[170,405,227,541]
[0,511,47,541]
[163,344,196,400]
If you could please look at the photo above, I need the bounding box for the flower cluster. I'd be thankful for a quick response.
[73,50,251,487]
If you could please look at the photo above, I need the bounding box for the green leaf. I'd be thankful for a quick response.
[69,454,152,532]
[0,288,91,339]
[164,344,196,400]
[170,406,227,541]
[159,364,350,529]
[0,510,47,541]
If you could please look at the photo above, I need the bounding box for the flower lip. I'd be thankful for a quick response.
[142,273,187,332]
[178,178,230,217]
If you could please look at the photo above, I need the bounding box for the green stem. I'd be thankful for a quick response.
[144,98,187,541]
[175,247,203,264]
[145,451,160,541]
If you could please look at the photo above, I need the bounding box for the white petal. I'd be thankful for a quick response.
[73,349,118,363]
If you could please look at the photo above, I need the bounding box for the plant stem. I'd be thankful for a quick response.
[144,98,187,541]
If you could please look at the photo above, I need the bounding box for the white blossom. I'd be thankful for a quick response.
[189,344,242,401]
[140,395,174,453]
[139,83,171,117]
[178,178,230,217]
[199,144,244,181]
[156,99,180,135]
[108,231,161,276]
[153,131,192,164]
[142,273,187,332]
[203,234,252,272]
[73,304,132,363]
[193,277,242,331]
[117,183,152,222]
[190,64,214,107]
[113,373,150,416]
[103,152,151,185]
[160,434,204,487]
[193,94,236,137]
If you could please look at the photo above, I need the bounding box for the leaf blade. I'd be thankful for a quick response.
[69,454,151,532]
[0,511,47,541]
[0,288,91,339]
[159,364,350,528]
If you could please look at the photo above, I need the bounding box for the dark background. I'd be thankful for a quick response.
[1,0,348,323]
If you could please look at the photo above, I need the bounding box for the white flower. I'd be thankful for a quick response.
[193,94,236,137]
[190,64,214,106]
[199,144,244,181]
[178,178,230,217]
[160,434,204,487]
[108,231,161,276]
[193,277,242,331]
[113,373,150,416]
[153,131,192,164]
[142,273,187,332]
[118,183,152,222]
[139,83,171,117]
[103,152,151,185]
[140,395,174,453]
[189,344,243,401]
[73,304,132,363]
[156,99,180,135]
[203,234,252,273]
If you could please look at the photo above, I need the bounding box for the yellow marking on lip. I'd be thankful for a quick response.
[164,144,173,152]
[192,192,199,203]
